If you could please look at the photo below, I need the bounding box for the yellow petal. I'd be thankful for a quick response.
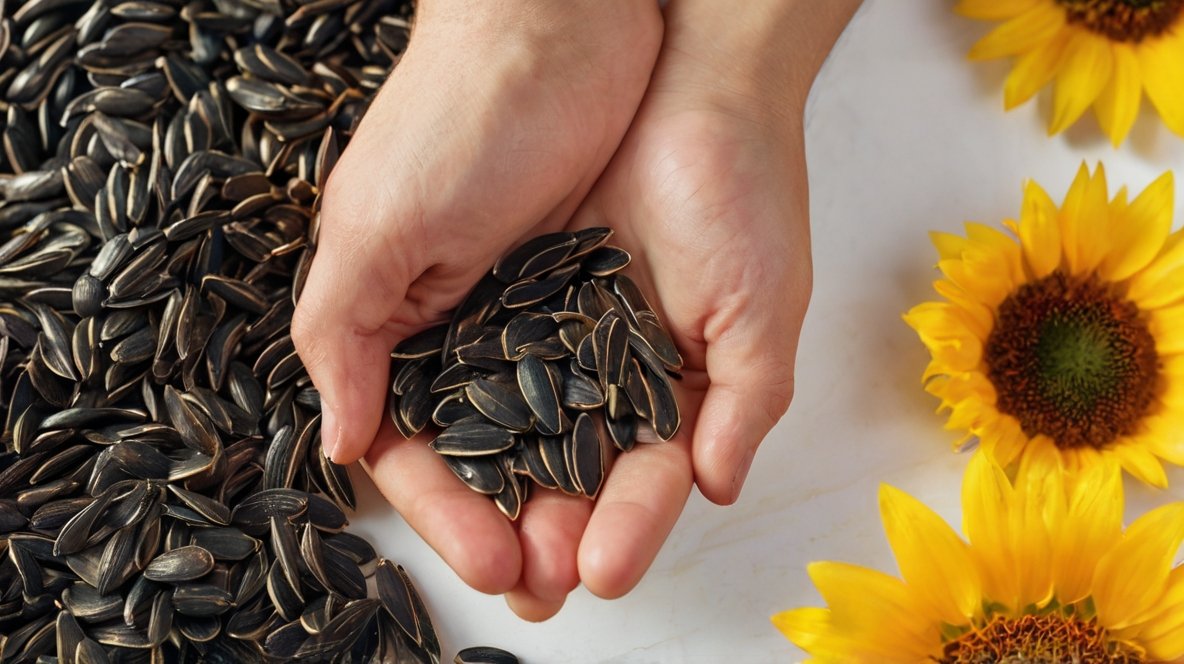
[804,562,939,660]
[879,484,980,625]
[1050,455,1123,604]
[1093,503,1184,630]
[904,304,985,378]
[1099,171,1174,282]
[969,3,1065,60]
[1017,179,1062,278]
[771,607,927,664]
[1050,33,1114,135]
[1148,303,1184,355]
[985,417,1032,468]
[771,608,846,662]
[1132,568,1184,661]
[937,258,1014,309]
[930,231,970,261]
[1093,45,1141,147]
[932,279,994,339]
[1140,32,1184,135]
[1114,441,1168,488]
[1005,32,1071,109]
[1059,162,1110,274]
[962,452,1020,610]
[1127,229,1184,309]
[963,222,1025,286]
[955,0,1041,21]
[1139,410,1184,467]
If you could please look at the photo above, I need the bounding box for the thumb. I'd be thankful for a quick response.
[292,181,418,465]
[691,276,810,505]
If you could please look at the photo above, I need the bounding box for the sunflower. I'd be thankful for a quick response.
[956,0,1184,145]
[905,163,1184,487]
[773,451,1184,662]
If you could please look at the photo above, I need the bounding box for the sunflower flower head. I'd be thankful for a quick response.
[956,0,1184,145]
[905,163,1184,487]
[773,451,1184,662]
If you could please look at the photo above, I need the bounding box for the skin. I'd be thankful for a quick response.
[292,0,862,621]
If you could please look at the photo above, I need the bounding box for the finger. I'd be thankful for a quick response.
[364,417,521,594]
[516,487,592,603]
[577,388,700,599]
[504,581,567,622]
[292,145,420,465]
[692,263,810,505]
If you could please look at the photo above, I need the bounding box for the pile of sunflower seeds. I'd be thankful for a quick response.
[388,229,683,519]
[0,0,518,660]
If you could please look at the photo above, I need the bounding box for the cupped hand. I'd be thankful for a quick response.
[365,0,860,620]
[292,1,664,467]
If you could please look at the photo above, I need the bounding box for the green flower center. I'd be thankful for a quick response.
[939,614,1144,663]
[984,271,1159,450]
[1056,0,1184,43]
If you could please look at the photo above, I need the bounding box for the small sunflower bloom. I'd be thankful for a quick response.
[905,163,1184,487]
[956,0,1184,145]
[773,452,1184,662]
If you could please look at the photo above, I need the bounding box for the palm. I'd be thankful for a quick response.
[364,96,813,619]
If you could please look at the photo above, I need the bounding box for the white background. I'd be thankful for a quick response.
[350,1,1184,661]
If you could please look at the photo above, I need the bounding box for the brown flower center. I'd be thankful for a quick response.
[939,614,1144,663]
[983,271,1158,450]
[1056,0,1184,43]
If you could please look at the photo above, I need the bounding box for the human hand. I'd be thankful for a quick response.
[364,0,861,620]
[292,0,664,465]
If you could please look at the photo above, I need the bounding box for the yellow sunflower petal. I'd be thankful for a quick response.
[1148,303,1184,355]
[771,608,849,663]
[1059,162,1110,274]
[1004,32,1071,109]
[1017,178,1062,278]
[963,222,1026,286]
[930,231,971,261]
[1139,32,1184,136]
[969,3,1066,60]
[962,452,1013,602]
[1050,33,1114,135]
[1048,453,1123,604]
[1093,503,1184,630]
[879,485,980,625]
[904,303,986,380]
[1092,45,1141,147]
[803,561,939,660]
[1110,185,1129,214]
[932,279,994,339]
[1114,441,1169,488]
[771,609,925,664]
[1127,230,1184,309]
[983,417,1031,469]
[1100,171,1174,282]
[1131,568,1184,661]
[954,0,1040,21]
[1136,411,1184,467]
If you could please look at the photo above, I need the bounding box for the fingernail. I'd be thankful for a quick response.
[732,447,757,501]
[321,406,340,462]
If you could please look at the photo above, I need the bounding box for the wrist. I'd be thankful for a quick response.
[658,0,861,124]
[413,1,663,67]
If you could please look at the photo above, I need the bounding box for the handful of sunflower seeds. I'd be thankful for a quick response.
[0,0,520,660]
[389,228,683,519]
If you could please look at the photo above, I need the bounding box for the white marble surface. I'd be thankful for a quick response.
[349,1,1184,661]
